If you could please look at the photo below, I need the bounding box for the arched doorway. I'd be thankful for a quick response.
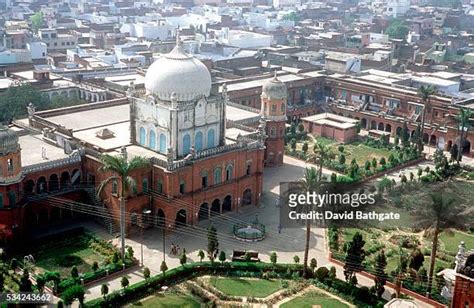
[156,209,165,227]
[223,195,232,212]
[24,180,35,194]
[37,177,47,194]
[361,118,367,129]
[242,189,252,206]
[429,135,437,146]
[423,133,429,144]
[60,171,70,189]
[175,209,187,228]
[385,124,392,133]
[49,174,59,192]
[396,127,402,136]
[198,203,209,221]
[378,122,384,131]
[211,199,220,216]
[371,121,377,130]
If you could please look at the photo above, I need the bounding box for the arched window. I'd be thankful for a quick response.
[149,130,156,149]
[226,165,233,181]
[7,159,13,172]
[201,171,208,188]
[183,134,191,155]
[179,180,186,194]
[8,191,15,206]
[139,127,146,145]
[207,129,215,148]
[159,134,167,153]
[195,131,203,151]
[142,178,148,193]
[112,179,118,195]
[0,193,3,208]
[214,168,222,185]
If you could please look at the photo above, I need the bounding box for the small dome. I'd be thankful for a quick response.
[145,44,212,102]
[262,72,287,101]
[0,127,19,155]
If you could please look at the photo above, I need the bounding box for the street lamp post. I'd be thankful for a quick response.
[140,209,152,267]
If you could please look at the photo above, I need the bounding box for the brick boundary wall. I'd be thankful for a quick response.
[328,254,447,308]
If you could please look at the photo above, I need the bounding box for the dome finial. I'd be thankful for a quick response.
[176,28,181,47]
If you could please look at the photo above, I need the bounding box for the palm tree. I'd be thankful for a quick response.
[299,167,319,278]
[97,154,149,263]
[455,107,472,163]
[417,85,437,152]
[310,143,334,181]
[413,190,467,297]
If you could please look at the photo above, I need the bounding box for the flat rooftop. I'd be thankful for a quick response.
[226,105,260,122]
[302,113,358,129]
[222,73,304,93]
[19,134,69,166]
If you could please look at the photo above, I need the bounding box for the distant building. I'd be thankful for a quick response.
[301,113,359,143]
[217,28,273,48]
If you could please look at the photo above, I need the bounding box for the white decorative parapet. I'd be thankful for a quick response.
[23,154,82,175]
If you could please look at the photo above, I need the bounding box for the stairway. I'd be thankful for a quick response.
[84,188,120,236]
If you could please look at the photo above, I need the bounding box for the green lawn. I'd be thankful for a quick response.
[28,231,108,277]
[130,294,200,308]
[338,142,392,166]
[210,277,282,297]
[439,230,474,255]
[281,291,349,308]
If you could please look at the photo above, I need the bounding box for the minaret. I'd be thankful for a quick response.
[0,127,22,207]
[261,71,287,167]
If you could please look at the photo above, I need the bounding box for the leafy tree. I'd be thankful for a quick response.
[374,250,387,298]
[36,275,46,292]
[97,154,149,263]
[270,252,277,265]
[20,269,32,292]
[413,192,467,297]
[127,246,134,259]
[283,11,299,22]
[364,160,371,171]
[57,301,64,308]
[30,11,44,32]
[338,145,345,153]
[293,255,300,264]
[401,121,410,148]
[386,18,409,39]
[180,251,187,266]
[92,261,99,272]
[394,136,399,145]
[329,227,339,251]
[218,251,226,264]
[61,284,85,306]
[101,284,109,298]
[207,225,219,262]
[290,138,297,151]
[450,144,459,162]
[417,167,423,180]
[343,232,366,284]
[0,83,48,124]
[339,153,346,165]
[310,258,317,272]
[410,172,415,182]
[143,267,150,280]
[371,158,377,169]
[302,142,308,154]
[418,267,428,283]
[121,276,129,289]
[401,175,408,185]
[379,157,386,166]
[298,123,305,133]
[409,248,425,271]
[455,107,472,163]
[71,266,79,279]
[197,249,205,262]
[112,251,119,264]
[418,85,437,152]
[388,153,395,164]
[160,261,168,277]
[0,273,4,292]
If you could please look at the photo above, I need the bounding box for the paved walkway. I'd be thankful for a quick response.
[79,156,439,307]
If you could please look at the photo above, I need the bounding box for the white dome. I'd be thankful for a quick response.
[145,45,212,101]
